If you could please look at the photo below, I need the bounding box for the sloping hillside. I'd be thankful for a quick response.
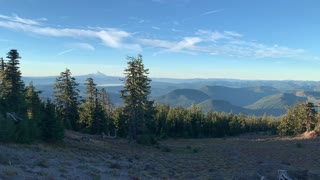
[1,132,320,179]
[197,99,252,114]
[199,86,279,107]
[154,89,210,107]
[246,93,307,110]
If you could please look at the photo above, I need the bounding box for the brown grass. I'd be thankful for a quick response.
[0,131,320,179]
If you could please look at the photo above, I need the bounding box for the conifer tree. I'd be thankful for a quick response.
[113,106,128,138]
[0,49,25,114]
[99,88,115,134]
[278,102,317,135]
[25,81,42,139]
[79,78,106,134]
[54,68,80,130]
[25,81,42,121]
[120,54,154,142]
[40,100,64,142]
[99,88,114,117]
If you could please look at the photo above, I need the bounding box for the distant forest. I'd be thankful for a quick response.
[0,49,319,144]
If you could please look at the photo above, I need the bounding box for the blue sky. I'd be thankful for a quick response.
[0,0,320,80]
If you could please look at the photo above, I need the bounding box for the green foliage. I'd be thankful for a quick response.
[14,118,34,143]
[278,102,317,135]
[79,78,107,134]
[54,68,80,130]
[136,134,158,145]
[121,54,155,142]
[113,106,127,138]
[0,49,26,114]
[144,104,279,139]
[0,115,15,142]
[2,169,17,176]
[25,82,42,139]
[39,100,64,142]
[160,145,171,152]
[25,82,42,121]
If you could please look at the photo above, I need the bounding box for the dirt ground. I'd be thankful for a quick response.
[1,131,320,179]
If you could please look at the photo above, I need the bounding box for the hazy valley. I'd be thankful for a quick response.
[24,72,320,117]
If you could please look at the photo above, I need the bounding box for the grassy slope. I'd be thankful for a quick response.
[1,131,320,179]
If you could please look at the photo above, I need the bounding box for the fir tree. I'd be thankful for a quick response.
[79,78,106,134]
[40,100,64,142]
[99,88,115,135]
[25,81,42,139]
[54,68,80,130]
[0,49,25,114]
[25,81,42,121]
[120,54,154,143]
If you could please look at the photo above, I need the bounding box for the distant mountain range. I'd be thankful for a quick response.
[22,72,320,116]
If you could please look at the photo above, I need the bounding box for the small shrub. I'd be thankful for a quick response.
[58,168,69,173]
[2,169,17,176]
[133,154,140,160]
[192,148,199,153]
[161,146,171,152]
[0,154,10,165]
[35,159,49,168]
[109,163,121,169]
[295,142,303,148]
[136,134,158,145]
[0,115,16,142]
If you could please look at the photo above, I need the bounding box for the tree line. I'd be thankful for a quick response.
[0,49,319,144]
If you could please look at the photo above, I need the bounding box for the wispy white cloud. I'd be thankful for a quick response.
[0,14,140,50]
[0,14,44,25]
[173,21,180,26]
[196,30,242,42]
[67,42,95,50]
[0,14,310,60]
[152,26,161,30]
[56,49,74,56]
[200,9,224,16]
[151,0,166,3]
[139,37,202,55]
[139,30,305,58]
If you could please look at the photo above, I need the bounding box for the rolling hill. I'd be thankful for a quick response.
[245,93,307,110]
[197,99,252,114]
[22,72,320,116]
[154,89,210,107]
[199,85,279,107]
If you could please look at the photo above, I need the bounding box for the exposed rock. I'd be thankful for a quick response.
[255,162,320,180]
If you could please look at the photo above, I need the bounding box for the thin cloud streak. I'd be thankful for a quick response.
[0,14,313,60]
[200,9,224,16]
[152,26,161,30]
[67,43,95,50]
[0,14,44,25]
[0,15,140,50]
[139,30,306,59]
[56,49,74,56]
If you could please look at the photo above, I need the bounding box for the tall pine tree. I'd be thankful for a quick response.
[121,54,154,143]
[0,49,25,114]
[54,68,80,130]
[79,78,106,134]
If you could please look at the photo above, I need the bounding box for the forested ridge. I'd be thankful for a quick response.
[0,49,319,144]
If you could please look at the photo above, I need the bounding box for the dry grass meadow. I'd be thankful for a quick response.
[1,131,320,179]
